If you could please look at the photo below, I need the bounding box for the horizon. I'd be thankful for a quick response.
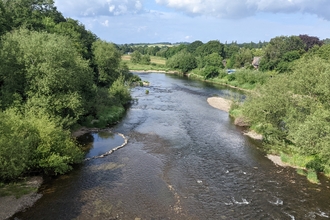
[54,0,330,44]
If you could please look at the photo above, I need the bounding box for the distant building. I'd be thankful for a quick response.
[252,57,261,69]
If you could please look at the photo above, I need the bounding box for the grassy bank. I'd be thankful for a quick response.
[122,55,173,72]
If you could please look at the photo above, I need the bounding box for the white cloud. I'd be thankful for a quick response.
[101,19,109,27]
[155,0,330,20]
[54,0,144,17]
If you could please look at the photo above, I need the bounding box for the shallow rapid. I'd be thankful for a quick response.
[13,73,330,220]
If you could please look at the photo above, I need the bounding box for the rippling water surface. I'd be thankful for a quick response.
[13,73,330,220]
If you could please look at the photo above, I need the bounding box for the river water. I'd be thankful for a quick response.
[13,73,330,220]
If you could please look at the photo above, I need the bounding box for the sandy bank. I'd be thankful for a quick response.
[207,97,233,112]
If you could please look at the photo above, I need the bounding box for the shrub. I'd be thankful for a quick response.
[0,108,84,181]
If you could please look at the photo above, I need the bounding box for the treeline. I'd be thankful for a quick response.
[0,0,137,182]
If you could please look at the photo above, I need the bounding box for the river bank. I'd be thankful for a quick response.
[0,176,43,220]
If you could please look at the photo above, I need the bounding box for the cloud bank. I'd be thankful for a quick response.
[55,0,144,17]
[155,0,330,20]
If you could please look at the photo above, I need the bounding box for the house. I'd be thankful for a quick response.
[252,57,261,69]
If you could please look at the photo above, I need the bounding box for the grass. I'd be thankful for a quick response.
[280,152,322,184]
[307,170,319,184]
[0,181,38,198]
[122,55,180,72]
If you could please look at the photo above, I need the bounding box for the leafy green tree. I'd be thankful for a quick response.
[0,28,94,127]
[54,18,97,60]
[204,52,224,68]
[203,66,219,79]
[276,50,301,73]
[140,54,151,65]
[187,40,203,53]
[130,51,142,63]
[0,108,83,181]
[166,51,197,73]
[234,48,253,68]
[259,36,305,71]
[195,40,225,58]
[224,43,240,59]
[92,40,122,87]
[2,0,62,31]
[0,1,12,36]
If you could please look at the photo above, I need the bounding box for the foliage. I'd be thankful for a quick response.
[259,35,305,71]
[203,66,219,79]
[166,51,197,73]
[299,34,323,51]
[0,108,83,181]
[94,105,125,128]
[92,40,122,87]
[0,28,94,127]
[130,51,142,63]
[187,40,203,53]
[195,40,225,58]
[0,1,137,182]
[241,56,330,174]
[109,75,132,106]
[140,54,151,65]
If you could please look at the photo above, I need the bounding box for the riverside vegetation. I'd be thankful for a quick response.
[120,36,330,183]
[0,0,141,188]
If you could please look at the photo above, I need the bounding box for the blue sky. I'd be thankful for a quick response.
[54,0,330,44]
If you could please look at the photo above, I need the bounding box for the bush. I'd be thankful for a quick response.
[95,105,125,127]
[203,66,219,79]
[0,108,84,181]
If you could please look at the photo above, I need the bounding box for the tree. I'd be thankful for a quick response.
[299,34,323,51]
[187,40,203,53]
[2,0,62,31]
[92,40,122,87]
[0,1,12,36]
[0,28,94,127]
[234,48,253,68]
[166,51,197,73]
[140,54,151,65]
[224,43,239,59]
[0,108,83,181]
[195,40,225,58]
[130,51,142,63]
[259,35,305,71]
[54,18,97,60]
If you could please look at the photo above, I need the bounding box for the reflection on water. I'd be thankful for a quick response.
[83,132,125,158]
[13,73,330,220]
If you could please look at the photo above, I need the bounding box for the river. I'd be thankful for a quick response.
[13,72,330,220]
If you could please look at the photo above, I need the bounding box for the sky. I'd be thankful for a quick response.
[54,0,330,44]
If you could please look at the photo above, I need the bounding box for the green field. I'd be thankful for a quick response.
[122,55,173,71]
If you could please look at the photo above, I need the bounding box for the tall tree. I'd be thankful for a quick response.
[92,40,122,87]
[259,35,305,71]
[0,28,94,126]
[299,34,323,51]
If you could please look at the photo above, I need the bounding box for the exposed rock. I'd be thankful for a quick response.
[234,117,250,127]
[243,130,263,140]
